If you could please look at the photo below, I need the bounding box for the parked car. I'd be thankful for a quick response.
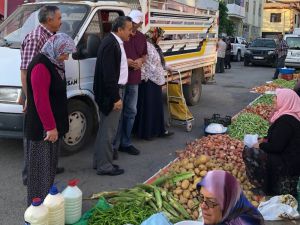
[229,36,247,61]
[244,38,277,67]
[284,34,300,68]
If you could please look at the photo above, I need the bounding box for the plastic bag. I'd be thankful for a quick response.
[141,212,173,225]
[258,195,300,220]
[72,197,111,225]
[243,134,258,148]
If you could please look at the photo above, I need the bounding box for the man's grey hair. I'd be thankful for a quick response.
[112,16,132,32]
[38,5,60,23]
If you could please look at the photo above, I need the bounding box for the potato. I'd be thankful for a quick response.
[198,165,207,171]
[181,180,190,190]
[194,168,200,175]
[192,191,197,197]
[181,158,189,165]
[179,196,188,204]
[183,190,191,199]
[185,163,194,170]
[173,189,183,195]
[187,208,192,214]
[187,199,195,209]
[200,170,207,177]
[193,210,199,219]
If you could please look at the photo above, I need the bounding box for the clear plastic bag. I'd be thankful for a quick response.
[243,134,258,148]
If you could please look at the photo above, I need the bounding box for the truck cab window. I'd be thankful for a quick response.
[74,10,123,59]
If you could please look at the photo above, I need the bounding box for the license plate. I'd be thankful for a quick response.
[254,56,264,59]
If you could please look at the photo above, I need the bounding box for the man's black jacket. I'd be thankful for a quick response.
[93,33,121,115]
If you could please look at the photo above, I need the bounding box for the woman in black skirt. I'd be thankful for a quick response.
[133,27,173,140]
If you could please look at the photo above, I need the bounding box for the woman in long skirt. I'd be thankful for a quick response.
[24,33,76,205]
[134,27,173,140]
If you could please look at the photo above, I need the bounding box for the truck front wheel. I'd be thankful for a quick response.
[183,73,202,106]
[61,99,94,156]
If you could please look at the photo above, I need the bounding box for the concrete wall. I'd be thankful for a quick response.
[243,0,264,41]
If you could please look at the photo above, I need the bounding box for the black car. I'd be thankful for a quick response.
[244,38,277,67]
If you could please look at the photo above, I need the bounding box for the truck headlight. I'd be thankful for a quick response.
[268,51,274,55]
[245,50,252,54]
[0,87,22,104]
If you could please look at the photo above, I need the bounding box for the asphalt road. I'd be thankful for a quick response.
[0,62,298,225]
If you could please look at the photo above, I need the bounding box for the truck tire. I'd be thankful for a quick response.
[61,99,94,156]
[183,72,202,106]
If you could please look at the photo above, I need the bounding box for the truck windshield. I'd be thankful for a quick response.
[286,37,300,50]
[251,39,276,48]
[0,4,89,48]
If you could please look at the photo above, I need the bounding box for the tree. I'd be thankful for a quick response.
[218,1,235,36]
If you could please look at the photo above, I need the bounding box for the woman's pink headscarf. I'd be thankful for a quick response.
[270,89,300,123]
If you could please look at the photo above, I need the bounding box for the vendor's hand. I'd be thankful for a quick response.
[44,128,58,143]
[22,99,27,113]
[113,99,123,111]
[128,59,138,69]
[134,58,143,70]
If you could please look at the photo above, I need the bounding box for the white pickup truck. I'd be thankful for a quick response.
[0,0,219,155]
[229,36,247,61]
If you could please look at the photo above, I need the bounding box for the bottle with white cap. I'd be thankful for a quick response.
[24,197,49,225]
[43,185,65,225]
[62,179,82,224]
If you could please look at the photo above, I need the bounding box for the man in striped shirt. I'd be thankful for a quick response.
[273,33,289,80]
[20,5,62,185]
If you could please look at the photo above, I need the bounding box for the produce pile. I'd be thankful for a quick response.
[90,174,194,224]
[158,153,260,212]
[251,83,279,94]
[251,79,297,94]
[252,94,275,106]
[244,104,274,121]
[228,113,270,140]
[272,78,297,89]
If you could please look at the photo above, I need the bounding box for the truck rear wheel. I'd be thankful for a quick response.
[183,72,202,106]
[61,99,94,156]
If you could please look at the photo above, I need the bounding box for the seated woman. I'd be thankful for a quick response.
[133,27,173,140]
[243,88,300,196]
[197,170,264,225]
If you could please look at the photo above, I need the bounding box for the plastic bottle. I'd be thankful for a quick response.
[297,177,300,212]
[43,185,65,225]
[62,179,83,224]
[24,197,49,225]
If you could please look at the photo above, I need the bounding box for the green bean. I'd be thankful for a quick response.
[228,112,269,140]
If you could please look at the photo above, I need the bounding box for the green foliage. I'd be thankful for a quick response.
[218,1,235,36]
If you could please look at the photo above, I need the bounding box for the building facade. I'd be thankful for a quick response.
[262,0,300,38]
[225,0,246,36]
[243,0,264,41]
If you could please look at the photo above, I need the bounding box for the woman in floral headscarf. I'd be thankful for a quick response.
[133,27,174,140]
[243,88,300,196]
[24,33,76,205]
[197,170,264,225]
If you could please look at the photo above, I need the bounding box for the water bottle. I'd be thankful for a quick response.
[62,179,82,224]
[24,197,49,225]
[43,185,65,225]
[297,176,300,212]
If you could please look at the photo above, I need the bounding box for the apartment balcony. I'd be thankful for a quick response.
[227,3,245,19]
